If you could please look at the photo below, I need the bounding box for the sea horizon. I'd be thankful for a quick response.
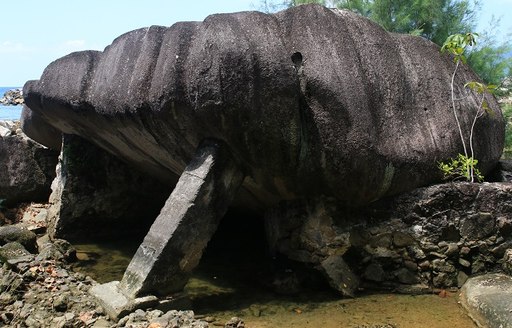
[0,86,23,120]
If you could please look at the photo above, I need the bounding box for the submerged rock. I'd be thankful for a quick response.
[23,4,504,209]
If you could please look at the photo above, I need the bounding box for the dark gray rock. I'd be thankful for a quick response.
[0,226,37,252]
[460,273,512,328]
[0,121,58,206]
[460,212,495,240]
[319,254,360,297]
[47,134,170,240]
[21,105,61,151]
[0,242,32,263]
[266,182,512,293]
[23,4,504,209]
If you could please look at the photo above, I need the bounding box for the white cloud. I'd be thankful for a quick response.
[0,41,32,54]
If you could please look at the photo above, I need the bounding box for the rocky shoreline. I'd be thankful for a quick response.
[0,204,242,328]
[0,89,24,106]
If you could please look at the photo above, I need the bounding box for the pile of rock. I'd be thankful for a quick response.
[0,204,237,327]
[266,181,512,296]
[0,89,24,106]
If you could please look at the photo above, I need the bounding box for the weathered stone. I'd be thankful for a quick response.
[497,216,512,237]
[23,4,504,210]
[458,258,471,268]
[47,134,170,240]
[460,246,471,257]
[36,239,76,262]
[471,258,487,275]
[444,243,459,258]
[52,294,68,312]
[457,271,468,288]
[0,89,23,106]
[318,254,359,297]
[392,231,415,247]
[0,242,32,263]
[460,273,512,328]
[0,121,58,206]
[119,140,244,297]
[460,212,495,240]
[502,249,512,275]
[406,246,426,260]
[432,259,456,273]
[395,268,419,285]
[266,183,512,292]
[225,317,245,328]
[363,263,385,282]
[89,281,158,320]
[432,272,456,287]
[20,105,61,150]
[0,226,37,252]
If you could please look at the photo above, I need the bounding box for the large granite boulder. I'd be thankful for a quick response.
[23,4,504,208]
[0,121,58,206]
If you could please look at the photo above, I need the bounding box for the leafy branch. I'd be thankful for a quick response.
[439,33,497,182]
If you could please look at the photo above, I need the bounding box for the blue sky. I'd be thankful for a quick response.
[1,0,510,86]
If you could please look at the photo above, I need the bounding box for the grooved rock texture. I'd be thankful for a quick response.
[23,5,504,207]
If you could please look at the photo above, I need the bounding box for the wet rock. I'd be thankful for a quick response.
[460,273,512,328]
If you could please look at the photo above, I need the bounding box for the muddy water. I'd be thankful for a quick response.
[72,242,476,328]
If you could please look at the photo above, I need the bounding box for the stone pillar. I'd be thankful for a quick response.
[118,139,244,298]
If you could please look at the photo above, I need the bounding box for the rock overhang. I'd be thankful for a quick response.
[22,4,505,208]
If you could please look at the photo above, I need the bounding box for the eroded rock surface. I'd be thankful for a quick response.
[47,134,170,240]
[23,4,504,208]
[0,121,58,206]
[266,182,512,294]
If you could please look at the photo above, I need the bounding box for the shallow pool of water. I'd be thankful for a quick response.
[71,242,476,327]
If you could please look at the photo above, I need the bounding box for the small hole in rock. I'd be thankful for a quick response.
[291,52,303,66]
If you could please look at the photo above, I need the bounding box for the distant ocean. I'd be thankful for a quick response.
[0,86,23,121]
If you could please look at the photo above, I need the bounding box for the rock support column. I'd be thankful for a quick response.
[118,139,244,298]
